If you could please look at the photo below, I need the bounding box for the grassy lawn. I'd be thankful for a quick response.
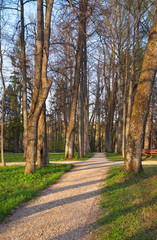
[93,165,157,240]
[0,152,94,163]
[49,152,94,161]
[0,153,24,162]
[0,163,72,222]
[106,152,157,162]
[105,152,124,161]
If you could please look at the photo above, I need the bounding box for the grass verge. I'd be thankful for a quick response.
[93,165,157,240]
[105,152,124,161]
[0,163,72,222]
[106,152,157,162]
[0,153,94,163]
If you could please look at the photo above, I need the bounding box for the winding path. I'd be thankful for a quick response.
[0,153,156,240]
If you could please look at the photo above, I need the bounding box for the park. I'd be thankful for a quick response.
[0,0,157,239]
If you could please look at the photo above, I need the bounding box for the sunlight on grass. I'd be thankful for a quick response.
[105,152,124,161]
[0,163,72,222]
[0,152,94,163]
[106,152,157,162]
[93,165,157,240]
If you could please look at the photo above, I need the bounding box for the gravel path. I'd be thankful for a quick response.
[0,153,157,240]
[0,153,121,240]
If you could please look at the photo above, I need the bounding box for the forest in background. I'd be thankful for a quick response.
[0,0,157,173]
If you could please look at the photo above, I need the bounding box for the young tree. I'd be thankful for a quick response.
[123,9,157,173]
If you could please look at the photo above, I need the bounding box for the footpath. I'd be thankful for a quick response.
[0,153,156,240]
[0,153,121,240]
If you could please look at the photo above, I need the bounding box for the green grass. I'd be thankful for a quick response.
[106,152,157,162]
[49,152,94,161]
[0,153,24,162]
[105,152,124,161]
[142,155,157,161]
[93,165,157,240]
[0,163,72,222]
[0,152,94,163]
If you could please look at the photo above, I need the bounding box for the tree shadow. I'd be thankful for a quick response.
[9,189,101,221]
[41,178,104,196]
[71,161,122,172]
[123,225,157,240]
[101,166,157,194]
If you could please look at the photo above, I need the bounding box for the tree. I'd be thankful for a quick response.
[123,9,157,173]
[65,0,88,159]
[0,0,5,166]
[24,0,54,174]
[20,0,28,159]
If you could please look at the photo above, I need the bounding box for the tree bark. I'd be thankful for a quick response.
[65,0,87,159]
[24,0,54,174]
[144,107,152,149]
[78,81,84,158]
[20,0,28,159]
[117,50,122,153]
[123,10,157,173]
[122,49,128,158]
[37,104,48,168]
[0,2,5,166]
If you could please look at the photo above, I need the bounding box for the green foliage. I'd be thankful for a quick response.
[93,166,157,239]
[0,163,72,222]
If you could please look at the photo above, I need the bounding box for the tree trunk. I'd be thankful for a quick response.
[122,11,130,157]
[105,44,116,153]
[37,104,48,168]
[117,51,122,153]
[65,0,87,159]
[122,50,127,158]
[144,107,152,149]
[20,0,28,159]
[78,81,84,158]
[123,10,157,173]
[0,3,5,166]
[25,0,54,174]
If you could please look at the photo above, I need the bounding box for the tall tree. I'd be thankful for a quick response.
[20,0,28,159]
[24,0,54,174]
[0,0,5,166]
[65,0,88,159]
[123,9,157,173]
